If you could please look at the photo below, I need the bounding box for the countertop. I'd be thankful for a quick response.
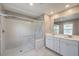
[46,33,79,41]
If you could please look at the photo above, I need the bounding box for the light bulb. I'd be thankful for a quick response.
[65,4,70,8]
[30,3,34,6]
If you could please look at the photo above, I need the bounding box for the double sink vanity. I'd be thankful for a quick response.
[45,33,79,56]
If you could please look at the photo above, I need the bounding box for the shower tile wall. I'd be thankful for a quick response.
[4,18,44,55]
[5,18,35,55]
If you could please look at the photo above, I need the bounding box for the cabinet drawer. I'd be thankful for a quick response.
[63,39,78,45]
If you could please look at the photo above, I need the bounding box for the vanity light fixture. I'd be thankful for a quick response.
[65,4,70,8]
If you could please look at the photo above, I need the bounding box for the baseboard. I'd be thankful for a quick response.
[45,47,62,56]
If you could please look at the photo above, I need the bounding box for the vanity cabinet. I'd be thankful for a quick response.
[52,37,60,53]
[46,35,79,56]
[60,39,79,56]
[46,36,53,50]
[46,36,60,53]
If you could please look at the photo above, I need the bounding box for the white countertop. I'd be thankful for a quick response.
[46,33,79,41]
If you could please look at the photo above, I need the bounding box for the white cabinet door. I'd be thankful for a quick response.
[52,37,55,51]
[46,36,53,50]
[65,40,78,56]
[54,37,60,53]
[60,39,78,56]
[60,39,67,55]
[46,36,60,53]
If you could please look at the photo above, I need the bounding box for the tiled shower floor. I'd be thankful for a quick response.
[5,47,60,56]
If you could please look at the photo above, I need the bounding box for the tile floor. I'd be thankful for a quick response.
[20,47,60,56]
[5,47,60,56]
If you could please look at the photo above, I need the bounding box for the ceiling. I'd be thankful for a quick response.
[2,3,78,19]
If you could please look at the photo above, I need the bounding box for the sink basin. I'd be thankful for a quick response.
[67,35,72,38]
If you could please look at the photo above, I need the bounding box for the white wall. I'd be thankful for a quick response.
[0,4,2,56]
[33,21,44,39]
[33,21,44,48]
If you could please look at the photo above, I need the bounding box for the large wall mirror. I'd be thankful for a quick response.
[52,13,79,35]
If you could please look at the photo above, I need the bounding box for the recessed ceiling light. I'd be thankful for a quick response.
[29,3,34,6]
[65,4,70,8]
[50,11,54,15]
